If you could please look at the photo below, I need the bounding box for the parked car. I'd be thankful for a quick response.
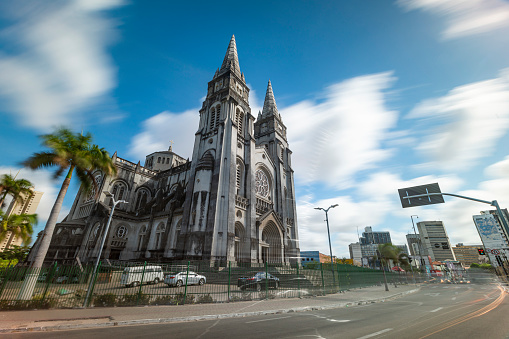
[54,275,80,284]
[37,272,48,282]
[238,272,279,291]
[120,265,164,287]
[165,271,206,287]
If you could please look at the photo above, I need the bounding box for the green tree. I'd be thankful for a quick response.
[0,245,30,266]
[0,210,37,245]
[18,127,116,299]
[0,173,33,209]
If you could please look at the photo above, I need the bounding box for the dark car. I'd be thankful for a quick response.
[238,272,279,291]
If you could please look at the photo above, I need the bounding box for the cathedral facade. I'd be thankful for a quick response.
[46,36,300,265]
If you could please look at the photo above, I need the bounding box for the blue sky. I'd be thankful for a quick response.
[1,0,509,258]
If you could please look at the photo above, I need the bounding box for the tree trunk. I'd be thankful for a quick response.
[17,166,74,300]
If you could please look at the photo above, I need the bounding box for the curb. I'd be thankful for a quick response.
[1,287,420,333]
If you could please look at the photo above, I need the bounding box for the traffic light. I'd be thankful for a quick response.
[478,248,485,255]
[409,257,413,263]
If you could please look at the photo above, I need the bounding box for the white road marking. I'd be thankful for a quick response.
[246,316,292,323]
[425,293,440,297]
[430,307,443,313]
[328,319,351,323]
[451,297,456,300]
[357,328,393,339]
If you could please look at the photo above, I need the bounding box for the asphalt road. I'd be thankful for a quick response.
[9,283,509,339]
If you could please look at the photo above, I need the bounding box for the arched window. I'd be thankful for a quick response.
[85,173,103,202]
[255,169,270,198]
[157,157,161,163]
[215,104,220,127]
[210,107,216,130]
[138,226,147,251]
[155,223,166,249]
[135,189,149,211]
[236,108,244,136]
[110,181,128,206]
[236,159,244,192]
[234,222,244,262]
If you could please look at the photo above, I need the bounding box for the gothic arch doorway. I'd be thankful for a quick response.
[260,221,283,263]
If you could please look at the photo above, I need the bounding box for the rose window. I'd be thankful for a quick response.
[116,225,128,238]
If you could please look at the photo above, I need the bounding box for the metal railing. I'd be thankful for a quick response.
[0,261,422,310]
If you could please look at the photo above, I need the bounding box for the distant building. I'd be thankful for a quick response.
[359,226,391,245]
[406,234,421,256]
[452,244,485,267]
[472,210,509,268]
[349,242,362,265]
[417,221,455,262]
[0,189,43,252]
[395,244,409,255]
[299,251,320,267]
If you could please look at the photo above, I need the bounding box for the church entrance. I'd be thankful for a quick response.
[260,221,283,263]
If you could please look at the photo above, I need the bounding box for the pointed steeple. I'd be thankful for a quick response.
[261,80,279,118]
[219,35,241,78]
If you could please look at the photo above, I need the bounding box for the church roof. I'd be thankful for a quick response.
[219,35,241,78]
[261,80,280,119]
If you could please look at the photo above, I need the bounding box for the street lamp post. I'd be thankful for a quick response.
[411,215,426,275]
[83,193,127,307]
[315,204,338,289]
[376,248,390,291]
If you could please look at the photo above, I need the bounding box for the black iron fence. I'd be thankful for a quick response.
[0,261,423,310]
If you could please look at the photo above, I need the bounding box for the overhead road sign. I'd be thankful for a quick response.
[398,183,444,208]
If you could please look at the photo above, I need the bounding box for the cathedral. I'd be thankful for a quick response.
[46,36,300,266]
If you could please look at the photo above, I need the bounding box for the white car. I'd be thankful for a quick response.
[164,271,206,287]
[120,265,165,287]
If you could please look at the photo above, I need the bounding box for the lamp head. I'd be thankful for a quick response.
[331,204,338,208]
[314,207,322,210]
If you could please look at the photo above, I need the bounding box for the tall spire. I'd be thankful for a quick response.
[219,35,241,78]
[261,80,279,118]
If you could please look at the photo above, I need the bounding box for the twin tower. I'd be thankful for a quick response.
[178,35,300,264]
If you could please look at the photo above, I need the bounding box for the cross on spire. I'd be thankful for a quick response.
[168,140,174,152]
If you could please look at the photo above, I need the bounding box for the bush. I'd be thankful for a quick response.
[0,296,58,310]
[173,292,194,305]
[196,294,213,304]
[118,292,150,306]
[150,295,175,305]
[93,293,117,307]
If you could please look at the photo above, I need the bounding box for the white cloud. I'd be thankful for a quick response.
[128,110,199,162]
[408,70,509,171]
[398,0,509,39]
[283,72,398,189]
[0,0,124,131]
[0,167,69,242]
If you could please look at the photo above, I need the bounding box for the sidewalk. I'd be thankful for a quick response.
[0,284,420,333]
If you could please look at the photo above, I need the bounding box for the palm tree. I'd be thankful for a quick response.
[0,173,33,209]
[0,245,31,266]
[18,127,116,299]
[0,210,37,245]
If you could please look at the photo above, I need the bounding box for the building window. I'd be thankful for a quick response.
[157,157,161,163]
[155,223,165,249]
[138,226,147,251]
[236,109,244,136]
